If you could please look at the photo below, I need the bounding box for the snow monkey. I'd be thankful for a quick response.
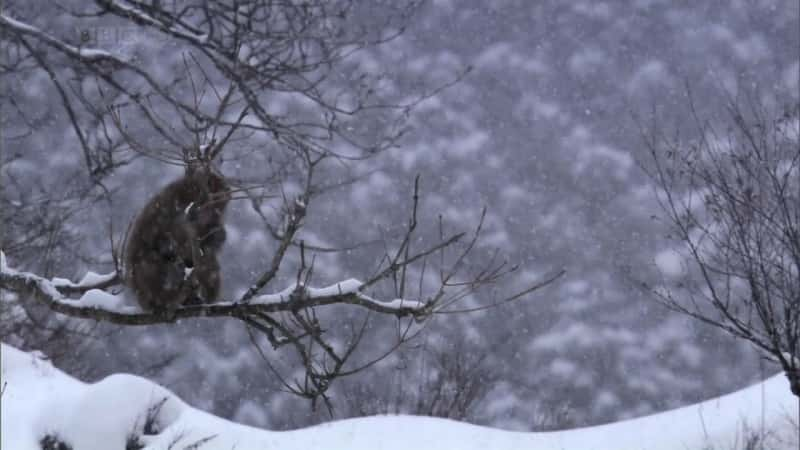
[125,163,231,314]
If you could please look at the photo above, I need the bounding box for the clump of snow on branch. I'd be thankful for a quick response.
[71,289,133,312]
[308,278,363,297]
[51,271,118,290]
[248,279,427,311]
[247,283,299,304]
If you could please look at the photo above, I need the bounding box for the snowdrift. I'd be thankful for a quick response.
[1,342,797,450]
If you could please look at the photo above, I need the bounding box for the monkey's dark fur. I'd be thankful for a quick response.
[125,166,230,314]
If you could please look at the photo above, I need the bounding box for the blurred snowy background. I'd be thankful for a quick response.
[2,0,798,432]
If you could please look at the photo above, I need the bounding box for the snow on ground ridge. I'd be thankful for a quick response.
[1,342,797,450]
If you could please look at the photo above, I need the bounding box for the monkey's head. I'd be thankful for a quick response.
[185,161,230,201]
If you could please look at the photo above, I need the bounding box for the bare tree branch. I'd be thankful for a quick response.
[638,90,800,396]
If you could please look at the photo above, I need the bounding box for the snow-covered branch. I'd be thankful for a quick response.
[2,218,562,407]
[0,14,120,65]
[95,0,212,46]
[0,253,431,326]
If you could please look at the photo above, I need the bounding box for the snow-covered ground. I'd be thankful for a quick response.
[2,342,797,450]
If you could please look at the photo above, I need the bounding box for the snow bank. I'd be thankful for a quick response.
[1,342,797,449]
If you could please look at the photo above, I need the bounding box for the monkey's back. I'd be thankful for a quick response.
[124,172,228,313]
